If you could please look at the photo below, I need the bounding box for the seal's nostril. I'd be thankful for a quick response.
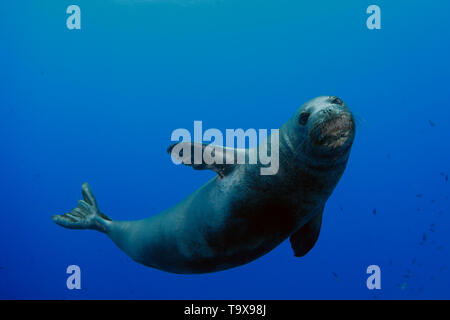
[330,97,343,105]
[299,112,310,126]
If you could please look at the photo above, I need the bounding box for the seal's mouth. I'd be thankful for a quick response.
[309,112,354,152]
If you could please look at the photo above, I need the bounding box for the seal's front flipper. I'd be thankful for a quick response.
[290,208,324,257]
[167,142,245,178]
[52,183,111,233]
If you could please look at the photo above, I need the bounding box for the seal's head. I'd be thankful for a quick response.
[286,96,355,166]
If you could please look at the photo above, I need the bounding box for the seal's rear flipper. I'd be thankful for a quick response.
[290,208,323,257]
[52,183,111,233]
[167,142,246,178]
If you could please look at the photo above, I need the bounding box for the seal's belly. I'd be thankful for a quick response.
[170,190,303,273]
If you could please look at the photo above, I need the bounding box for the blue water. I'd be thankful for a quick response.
[1,0,449,299]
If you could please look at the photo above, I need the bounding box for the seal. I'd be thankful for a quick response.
[52,96,355,274]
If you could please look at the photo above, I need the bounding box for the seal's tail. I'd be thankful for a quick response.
[52,183,111,233]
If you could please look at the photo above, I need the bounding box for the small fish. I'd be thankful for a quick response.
[400,283,408,290]
[446,175,449,182]
[429,120,436,127]
[332,272,339,280]
[372,208,377,216]
[430,224,436,232]
[416,194,423,198]
[404,270,414,279]
[419,233,427,245]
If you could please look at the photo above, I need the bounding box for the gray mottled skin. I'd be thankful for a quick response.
[53,96,355,274]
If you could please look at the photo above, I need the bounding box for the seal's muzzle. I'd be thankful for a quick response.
[309,99,355,155]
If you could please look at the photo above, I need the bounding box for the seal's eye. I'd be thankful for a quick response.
[299,112,310,126]
[330,97,343,105]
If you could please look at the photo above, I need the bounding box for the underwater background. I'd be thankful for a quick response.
[1,0,449,299]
